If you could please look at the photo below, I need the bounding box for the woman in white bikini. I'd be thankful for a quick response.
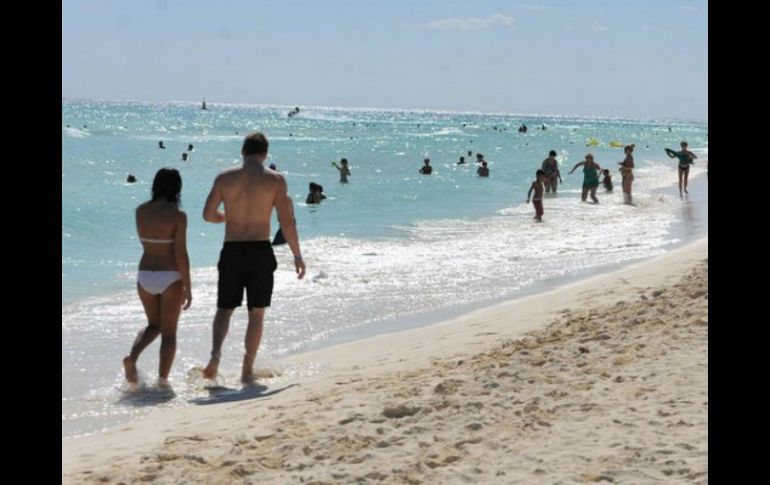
[123,168,192,388]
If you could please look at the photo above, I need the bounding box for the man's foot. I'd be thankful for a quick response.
[203,354,220,380]
[157,378,172,390]
[123,356,138,384]
[241,372,256,385]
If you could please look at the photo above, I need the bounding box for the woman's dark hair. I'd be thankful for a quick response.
[549,150,557,157]
[151,168,182,207]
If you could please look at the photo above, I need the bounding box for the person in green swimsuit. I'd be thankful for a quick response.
[568,154,602,203]
[665,141,697,197]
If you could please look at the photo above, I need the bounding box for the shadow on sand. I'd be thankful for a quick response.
[189,383,299,406]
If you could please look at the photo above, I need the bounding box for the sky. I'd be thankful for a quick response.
[62,0,708,120]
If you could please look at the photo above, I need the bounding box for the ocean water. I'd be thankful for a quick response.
[62,100,708,438]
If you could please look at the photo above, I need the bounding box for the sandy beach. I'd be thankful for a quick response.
[63,238,707,484]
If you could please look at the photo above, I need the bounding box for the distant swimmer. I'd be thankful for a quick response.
[568,154,602,203]
[202,98,207,110]
[126,174,137,183]
[665,141,697,197]
[269,163,277,170]
[306,182,326,204]
[159,141,166,149]
[518,124,528,133]
[476,153,485,164]
[477,161,490,177]
[527,169,547,222]
[66,124,71,128]
[541,124,547,130]
[188,144,194,151]
[287,107,301,117]
[541,150,562,193]
[419,158,433,175]
[332,158,351,183]
[601,169,613,192]
[457,156,466,165]
[668,126,672,132]
[468,150,473,157]
[182,153,188,161]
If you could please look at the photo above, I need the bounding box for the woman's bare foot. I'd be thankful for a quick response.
[123,356,138,384]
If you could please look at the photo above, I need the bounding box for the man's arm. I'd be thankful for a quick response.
[275,176,306,279]
[203,175,225,223]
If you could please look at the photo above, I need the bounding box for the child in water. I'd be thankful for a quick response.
[601,169,613,192]
[526,169,547,222]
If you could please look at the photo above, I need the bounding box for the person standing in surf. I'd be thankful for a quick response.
[619,144,635,204]
[541,150,562,193]
[666,141,697,197]
[568,154,602,203]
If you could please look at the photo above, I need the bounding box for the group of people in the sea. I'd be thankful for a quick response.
[525,141,697,222]
[122,130,699,388]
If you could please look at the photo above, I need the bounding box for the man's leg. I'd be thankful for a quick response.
[203,308,234,379]
[242,307,266,383]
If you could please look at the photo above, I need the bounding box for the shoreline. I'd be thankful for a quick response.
[63,236,708,483]
[275,171,708,358]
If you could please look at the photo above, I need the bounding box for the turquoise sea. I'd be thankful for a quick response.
[62,100,707,437]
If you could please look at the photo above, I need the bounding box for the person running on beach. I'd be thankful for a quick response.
[332,158,351,183]
[419,158,433,174]
[666,141,697,196]
[618,144,635,205]
[541,150,562,193]
[527,169,547,222]
[569,154,602,203]
[123,168,192,389]
[202,132,305,384]
[600,169,613,192]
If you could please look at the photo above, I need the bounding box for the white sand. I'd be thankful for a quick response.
[63,238,708,484]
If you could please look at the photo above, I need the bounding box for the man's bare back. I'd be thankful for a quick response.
[205,165,282,241]
[204,164,297,247]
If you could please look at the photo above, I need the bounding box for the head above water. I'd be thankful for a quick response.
[536,169,545,178]
[341,158,348,165]
[242,131,269,158]
[151,168,182,207]
[680,141,688,148]
[424,158,430,164]
[549,150,557,157]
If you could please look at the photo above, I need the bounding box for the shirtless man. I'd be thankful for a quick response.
[202,132,305,383]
